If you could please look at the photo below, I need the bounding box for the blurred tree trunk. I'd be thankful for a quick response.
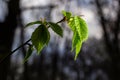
[51,52,58,80]
[18,7,30,80]
[0,0,20,80]
[38,52,46,80]
[94,0,120,80]
[20,26,29,80]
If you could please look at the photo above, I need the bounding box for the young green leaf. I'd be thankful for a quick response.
[63,11,88,59]
[25,21,42,28]
[68,17,76,31]
[23,45,33,63]
[62,10,72,20]
[74,16,88,42]
[72,32,83,60]
[74,41,82,60]
[69,16,88,41]
[31,25,50,54]
[48,22,63,37]
[71,32,80,51]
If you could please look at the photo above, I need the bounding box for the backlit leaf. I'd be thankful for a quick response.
[71,32,80,51]
[68,17,76,31]
[64,11,88,60]
[74,41,82,60]
[62,10,72,20]
[74,16,88,42]
[31,25,50,54]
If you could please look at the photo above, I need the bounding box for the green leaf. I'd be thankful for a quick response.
[68,17,76,31]
[48,22,63,37]
[25,21,42,28]
[67,16,88,59]
[62,10,72,20]
[71,32,80,51]
[46,27,50,45]
[23,45,33,63]
[74,41,82,60]
[74,16,88,42]
[72,32,82,60]
[31,25,50,54]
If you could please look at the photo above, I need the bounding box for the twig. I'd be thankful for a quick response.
[56,17,66,23]
[0,39,31,63]
[0,17,65,63]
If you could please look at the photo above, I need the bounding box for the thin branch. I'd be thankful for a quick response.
[47,17,65,29]
[0,17,65,63]
[56,17,66,24]
[0,39,31,63]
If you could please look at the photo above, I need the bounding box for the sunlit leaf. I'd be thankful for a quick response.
[25,21,42,28]
[74,41,82,60]
[64,11,88,59]
[68,17,76,31]
[48,22,63,37]
[23,45,33,63]
[72,32,82,60]
[71,32,80,51]
[31,25,50,54]
[62,10,72,20]
[74,16,88,42]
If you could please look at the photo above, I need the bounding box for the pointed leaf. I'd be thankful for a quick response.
[74,16,88,42]
[25,21,42,28]
[67,16,88,59]
[71,32,80,51]
[72,32,82,60]
[69,16,88,41]
[74,41,82,60]
[48,22,63,37]
[23,45,33,63]
[31,25,50,54]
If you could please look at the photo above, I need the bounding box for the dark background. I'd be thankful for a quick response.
[0,0,120,80]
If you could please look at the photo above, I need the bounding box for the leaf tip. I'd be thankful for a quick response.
[74,52,79,61]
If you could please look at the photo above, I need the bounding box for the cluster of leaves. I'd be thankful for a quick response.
[24,10,88,62]
[62,11,88,60]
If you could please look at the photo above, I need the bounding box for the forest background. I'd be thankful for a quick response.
[0,0,120,80]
